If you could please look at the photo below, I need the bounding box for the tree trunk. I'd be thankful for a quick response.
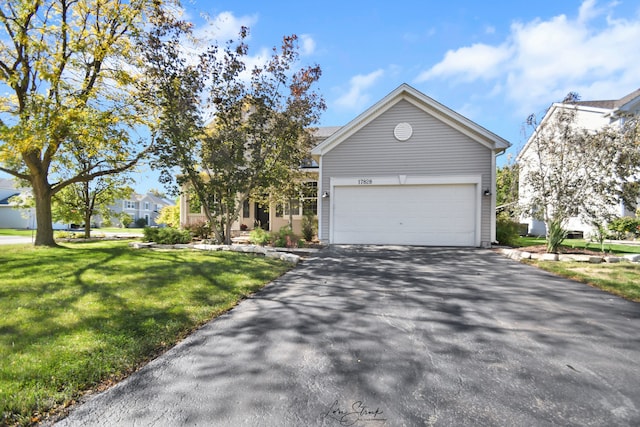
[83,182,92,239]
[288,198,294,229]
[84,210,92,239]
[31,175,57,247]
[224,205,232,245]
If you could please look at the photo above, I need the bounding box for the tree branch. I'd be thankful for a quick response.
[0,165,30,181]
[50,146,151,196]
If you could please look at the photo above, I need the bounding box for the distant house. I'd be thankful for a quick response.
[517,88,640,237]
[109,193,175,227]
[0,178,66,229]
[180,84,510,246]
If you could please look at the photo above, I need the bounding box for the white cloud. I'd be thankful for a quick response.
[193,11,258,44]
[335,69,385,110]
[415,0,640,116]
[299,34,316,56]
[416,43,511,82]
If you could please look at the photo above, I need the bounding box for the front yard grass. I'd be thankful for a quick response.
[532,261,640,302]
[513,237,640,302]
[0,241,292,425]
[0,229,36,237]
[515,236,640,254]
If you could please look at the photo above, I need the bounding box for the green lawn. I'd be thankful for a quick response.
[0,228,37,237]
[0,228,142,237]
[0,241,291,425]
[515,236,640,254]
[514,237,640,302]
[532,261,640,302]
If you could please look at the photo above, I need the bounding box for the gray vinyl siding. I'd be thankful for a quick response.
[320,99,493,243]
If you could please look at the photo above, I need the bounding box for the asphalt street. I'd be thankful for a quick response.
[54,246,640,426]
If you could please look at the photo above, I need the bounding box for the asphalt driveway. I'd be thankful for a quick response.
[56,246,640,426]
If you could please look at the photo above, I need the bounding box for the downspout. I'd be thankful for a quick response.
[316,156,323,242]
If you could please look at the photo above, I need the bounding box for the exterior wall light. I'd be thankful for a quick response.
[322,191,330,198]
[483,189,492,196]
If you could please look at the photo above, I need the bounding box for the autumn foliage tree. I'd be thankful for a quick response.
[0,0,166,246]
[146,22,325,244]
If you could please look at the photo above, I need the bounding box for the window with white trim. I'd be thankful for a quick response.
[302,182,318,216]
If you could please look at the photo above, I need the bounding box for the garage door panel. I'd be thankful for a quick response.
[332,184,476,246]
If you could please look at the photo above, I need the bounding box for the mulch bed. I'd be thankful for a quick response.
[515,244,605,256]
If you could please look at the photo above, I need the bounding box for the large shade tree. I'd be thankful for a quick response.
[0,0,166,246]
[146,22,325,244]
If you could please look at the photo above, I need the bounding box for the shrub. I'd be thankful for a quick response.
[249,227,271,246]
[143,227,192,244]
[134,217,148,228]
[546,220,567,253]
[55,231,78,239]
[185,221,211,240]
[119,213,133,228]
[496,214,520,246]
[301,214,317,241]
[608,217,640,239]
[156,205,180,228]
[272,226,301,248]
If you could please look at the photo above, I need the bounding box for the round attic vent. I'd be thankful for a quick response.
[394,122,413,141]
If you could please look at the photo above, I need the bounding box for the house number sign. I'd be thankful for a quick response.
[358,179,373,185]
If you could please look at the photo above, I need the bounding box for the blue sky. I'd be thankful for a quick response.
[179,0,639,144]
[130,0,640,193]
[3,0,640,194]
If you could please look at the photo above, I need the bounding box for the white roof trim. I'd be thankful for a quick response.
[516,101,613,162]
[311,83,510,157]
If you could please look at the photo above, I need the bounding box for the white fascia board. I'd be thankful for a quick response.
[517,102,616,163]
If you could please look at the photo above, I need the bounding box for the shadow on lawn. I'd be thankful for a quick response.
[0,242,287,425]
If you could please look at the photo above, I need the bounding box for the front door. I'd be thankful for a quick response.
[255,203,269,230]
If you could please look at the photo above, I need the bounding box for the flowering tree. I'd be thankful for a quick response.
[520,96,640,253]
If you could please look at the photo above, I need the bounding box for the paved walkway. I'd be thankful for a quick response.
[0,231,142,245]
[0,235,34,245]
[55,246,640,426]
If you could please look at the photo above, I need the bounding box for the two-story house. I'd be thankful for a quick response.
[517,88,640,237]
[180,84,510,246]
[110,193,175,227]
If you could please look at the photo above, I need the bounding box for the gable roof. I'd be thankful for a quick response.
[311,83,510,157]
[517,87,640,162]
[133,192,174,207]
[575,88,640,110]
[0,192,19,205]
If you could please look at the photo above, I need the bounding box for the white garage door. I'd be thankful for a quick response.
[332,184,477,246]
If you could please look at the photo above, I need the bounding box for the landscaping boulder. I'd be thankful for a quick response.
[623,254,640,263]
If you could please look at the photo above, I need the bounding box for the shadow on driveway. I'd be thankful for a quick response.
[56,246,640,426]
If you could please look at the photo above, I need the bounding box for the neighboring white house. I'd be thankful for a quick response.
[517,88,640,237]
[109,193,175,227]
[0,178,67,229]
